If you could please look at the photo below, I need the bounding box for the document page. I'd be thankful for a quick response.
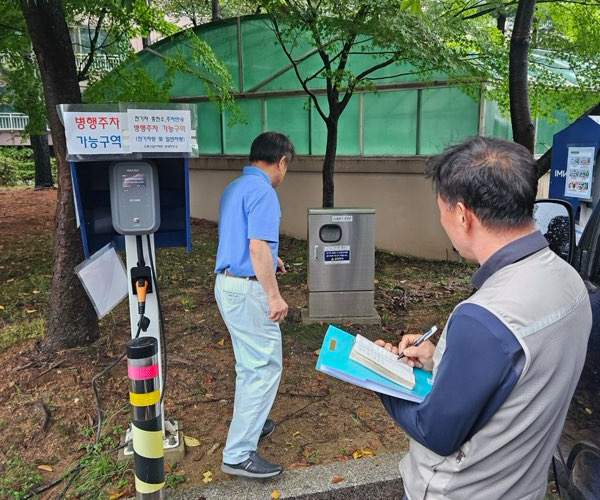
[354,334,414,382]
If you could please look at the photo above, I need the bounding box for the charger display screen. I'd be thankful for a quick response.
[122,172,146,188]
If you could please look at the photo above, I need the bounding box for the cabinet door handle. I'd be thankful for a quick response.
[314,245,319,260]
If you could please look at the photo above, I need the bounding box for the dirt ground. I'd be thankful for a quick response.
[0,188,595,499]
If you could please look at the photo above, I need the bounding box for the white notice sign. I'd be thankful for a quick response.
[565,146,595,199]
[332,215,353,222]
[64,112,127,155]
[128,109,191,153]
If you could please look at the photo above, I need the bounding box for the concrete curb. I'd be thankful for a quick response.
[167,451,406,500]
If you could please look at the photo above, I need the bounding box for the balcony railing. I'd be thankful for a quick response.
[0,113,29,131]
[75,52,125,75]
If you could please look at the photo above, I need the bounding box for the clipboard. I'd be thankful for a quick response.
[315,325,433,403]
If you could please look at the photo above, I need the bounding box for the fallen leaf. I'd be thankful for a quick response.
[202,471,213,484]
[205,392,213,398]
[33,290,40,294]
[217,338,225,346]
[292,431,300,437]
[6,278,14,283]
[331,476,344,484]
[26,309,37,314]
[271,490,280,499]
[373,279,379,284]
[357,408,367,420]
[314,349,321,356]
[0,305,4,310]
[362,449,374,457]
[206,442,220,455]
[183,435,200,447]
[585,407,593,415]
[352,451,362,460]
[108,493,124,500]
[37,465,53,472]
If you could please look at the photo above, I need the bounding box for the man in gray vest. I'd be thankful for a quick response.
[376,137,591,500]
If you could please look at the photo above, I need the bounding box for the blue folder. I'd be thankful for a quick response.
[315,325,433,403]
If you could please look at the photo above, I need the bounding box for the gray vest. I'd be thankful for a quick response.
[401,247,591,500]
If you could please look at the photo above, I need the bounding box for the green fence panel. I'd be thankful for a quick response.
[161,21,240,97]
[482,100,511,141]
[197,102,222,154]
[241,19,316,92]
[223,99,262,154]
[265,97,310,154]
[536,111,570,154]
[419,88,479,154]
[363,90,418,155]
[311,96,360,155]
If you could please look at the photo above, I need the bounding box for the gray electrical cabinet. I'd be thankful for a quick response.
[307,208,377,320]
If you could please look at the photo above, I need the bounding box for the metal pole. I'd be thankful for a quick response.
[127,336,165,499]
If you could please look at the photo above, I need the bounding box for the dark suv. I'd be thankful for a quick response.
[534,200,600,500]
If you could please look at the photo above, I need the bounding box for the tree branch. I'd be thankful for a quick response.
[77,8,108,81]
[270,14,328,123]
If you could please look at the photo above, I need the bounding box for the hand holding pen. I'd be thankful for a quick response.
[374,325,438,372]
[398,326,438,360]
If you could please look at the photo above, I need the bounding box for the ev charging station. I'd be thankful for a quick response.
[61,103,195,497]
[548,115,600,238]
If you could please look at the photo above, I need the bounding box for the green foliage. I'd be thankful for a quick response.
[84,29,241,122]
[0,1,47,135]
[258,0,486,120]
[441,0,600,121]
[71,420,131,499]
[0,148,36,186]
[165,463,187,490]
[0,450,42,500]
[155,0,255,27]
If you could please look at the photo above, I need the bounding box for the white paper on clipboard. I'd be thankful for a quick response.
[75,243,128,318]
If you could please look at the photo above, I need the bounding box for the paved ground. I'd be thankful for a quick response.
[168,452,406,500]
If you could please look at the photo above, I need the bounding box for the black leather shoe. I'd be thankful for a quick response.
[222,451,283,478]
[260,419,276,440]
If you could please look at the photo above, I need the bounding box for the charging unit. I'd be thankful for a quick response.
[109,161,161,235]
[548,115,600,237]
[61,104,194,491]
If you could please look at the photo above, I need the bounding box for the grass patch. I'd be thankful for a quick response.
[0,449,42,500]
[282,322,326,348]
[0,318,46,349]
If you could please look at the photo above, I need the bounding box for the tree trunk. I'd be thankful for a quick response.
[211,0,222,21]
[509,0,537,153]
[31,134,53,189]
[322,118,338,208]
[19,0,99,352]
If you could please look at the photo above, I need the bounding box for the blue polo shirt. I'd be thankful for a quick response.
[214,166,281,276]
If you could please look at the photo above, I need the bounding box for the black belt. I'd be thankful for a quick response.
[222,270,258,281]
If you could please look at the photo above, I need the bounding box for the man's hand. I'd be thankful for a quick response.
[268,294,288,323]
[375,334,435,372]
[276,256,286,274]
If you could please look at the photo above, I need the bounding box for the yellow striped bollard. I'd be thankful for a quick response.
[127,336,165,499]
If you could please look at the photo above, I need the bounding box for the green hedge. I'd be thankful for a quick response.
[0,147,55,186]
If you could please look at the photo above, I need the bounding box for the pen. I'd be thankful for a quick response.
[397,325,438,360]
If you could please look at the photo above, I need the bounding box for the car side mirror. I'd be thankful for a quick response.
[533,199,575,263]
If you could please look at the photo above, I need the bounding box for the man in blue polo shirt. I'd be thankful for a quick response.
[215,132,295,479]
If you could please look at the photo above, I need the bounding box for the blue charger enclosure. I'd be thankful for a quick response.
[70,157,191,258]
[549,116,600,213]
